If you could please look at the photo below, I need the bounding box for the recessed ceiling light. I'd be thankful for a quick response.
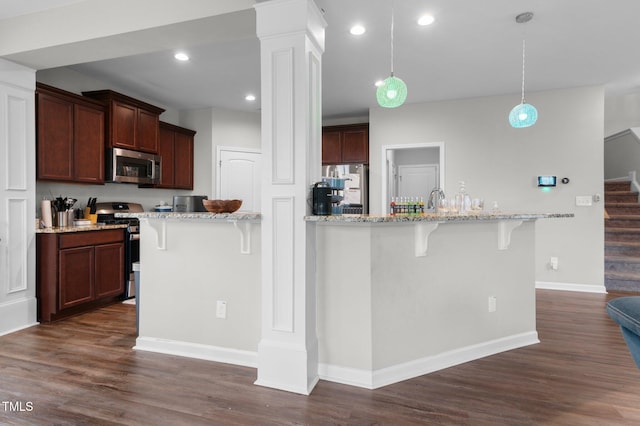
[245,94,256,101]
[174,52,189,61]
[418,14,435,26]
[350,25,366,35]
[374,80,384,87]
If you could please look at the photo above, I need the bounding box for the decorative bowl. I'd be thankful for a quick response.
[202,199,242,213]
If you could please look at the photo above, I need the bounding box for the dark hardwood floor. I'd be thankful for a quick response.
[1,290,640,425]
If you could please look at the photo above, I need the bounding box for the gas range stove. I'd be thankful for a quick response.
[95,202,144,232]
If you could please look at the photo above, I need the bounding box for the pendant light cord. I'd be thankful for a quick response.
[390,0,395,76]
[520,39,526,104]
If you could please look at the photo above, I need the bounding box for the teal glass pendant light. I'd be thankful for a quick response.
[377,74,407,108]
[509,12,537,128]
[377,1,407,108]
[509,101,537,128]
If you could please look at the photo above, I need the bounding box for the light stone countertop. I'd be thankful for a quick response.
[304,212,574,223]
[36,223,129,234]
[115,211,573,223]
[117,212,262,222]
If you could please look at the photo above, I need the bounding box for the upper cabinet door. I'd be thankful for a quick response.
[37,92,74,181]
[321,129,342,165]
[137,109,159,153]
[157,125,175,188]
[73,103,105,183]
[341,127,369,164]
[112,101,137,150]
[173,130,194,190]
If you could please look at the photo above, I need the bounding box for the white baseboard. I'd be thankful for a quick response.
[536,281,607,293]
[134,336,258,368]
[319,331,539,390]
[0,297,38,337]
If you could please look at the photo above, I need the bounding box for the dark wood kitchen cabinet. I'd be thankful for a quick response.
[36,83,105,184]
[157,121,196,189]
[322,123,369,164]
[82,89,165,154]
[37,229,125,322]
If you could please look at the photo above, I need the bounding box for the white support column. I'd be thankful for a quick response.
[0,58,37,336]
[254,0,326,395]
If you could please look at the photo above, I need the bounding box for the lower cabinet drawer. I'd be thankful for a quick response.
[59,229,124,249]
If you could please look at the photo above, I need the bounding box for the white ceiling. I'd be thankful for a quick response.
[0,0,84,19]
[3,0,640,120]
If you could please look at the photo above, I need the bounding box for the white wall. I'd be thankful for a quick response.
[604,129,640,180]
[211,107,262,196]
[605,92,640,137]
[394,147,440,166]
[181,108,214,199]
[370,86,605,291]
[604,94,640,181]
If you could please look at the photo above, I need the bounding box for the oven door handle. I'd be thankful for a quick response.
[129,233,140,241]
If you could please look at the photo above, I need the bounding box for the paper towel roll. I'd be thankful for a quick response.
[41,200,52,228]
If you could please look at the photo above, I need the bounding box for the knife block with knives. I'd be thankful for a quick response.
[85,197,98,223]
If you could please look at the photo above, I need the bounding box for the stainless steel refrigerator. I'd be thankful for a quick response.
[323,164,369,214]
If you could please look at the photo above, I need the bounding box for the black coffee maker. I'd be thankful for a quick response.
[312,182,332,215]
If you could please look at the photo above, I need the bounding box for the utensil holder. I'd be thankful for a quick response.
[56,210,68,228]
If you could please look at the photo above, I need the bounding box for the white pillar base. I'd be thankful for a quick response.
[255,339,319,395]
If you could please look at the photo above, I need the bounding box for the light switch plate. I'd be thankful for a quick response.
[575,196,593,207]
[216,300,227,319]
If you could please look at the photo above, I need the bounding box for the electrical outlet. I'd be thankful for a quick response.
[216,300,227,319]
[550,257,559,271]
[488,296,497,313]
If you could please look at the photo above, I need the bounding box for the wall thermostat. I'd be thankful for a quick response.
[537,176,557,187]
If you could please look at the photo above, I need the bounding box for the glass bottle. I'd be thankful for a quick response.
[456,181,472,215]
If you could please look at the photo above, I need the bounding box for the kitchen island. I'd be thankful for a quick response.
[120,210,571,390]
[308,212,573,389]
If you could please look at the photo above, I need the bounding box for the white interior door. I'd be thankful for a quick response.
[397,164,438,202]
[217,148,262,212]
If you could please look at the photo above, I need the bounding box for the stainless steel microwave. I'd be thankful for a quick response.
[107,147,161,184]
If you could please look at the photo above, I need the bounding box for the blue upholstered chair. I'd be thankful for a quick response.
[606,296,640,369]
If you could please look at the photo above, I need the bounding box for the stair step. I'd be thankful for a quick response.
[606,255,640,273]
[605,270,640,292]
[605,203,640,215]
[605,181,632,191]
[605,241,640,256]
[605,215,640,228]
[605,192,639,203]
[607,243,640,257]
[606,270,640,279]
[605,228,640,242]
